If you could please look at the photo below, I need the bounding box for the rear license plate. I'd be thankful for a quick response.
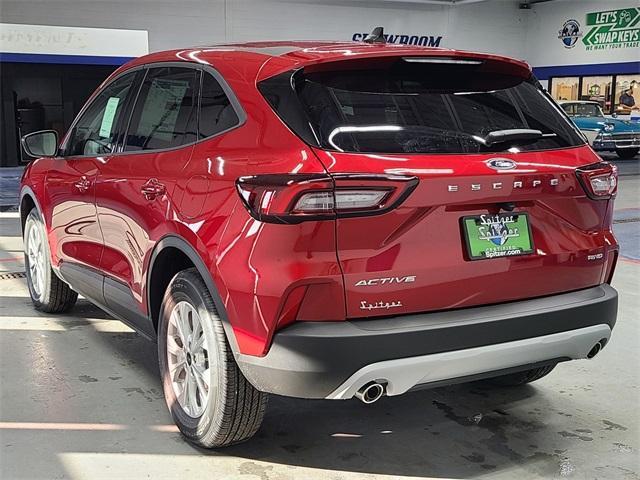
[462,212,534,260]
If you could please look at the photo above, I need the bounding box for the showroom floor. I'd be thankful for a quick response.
[0,173,638,480]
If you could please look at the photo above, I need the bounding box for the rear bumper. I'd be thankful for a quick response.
[236,284,618,399]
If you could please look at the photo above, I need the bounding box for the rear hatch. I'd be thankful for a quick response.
[259,54,615,318]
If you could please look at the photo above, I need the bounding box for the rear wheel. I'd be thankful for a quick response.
[616,148,639,159]
[23,209,77,313]
[484,364,556,386]
[158,268,267,448]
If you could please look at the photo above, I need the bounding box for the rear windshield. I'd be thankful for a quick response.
[259,58,585,154]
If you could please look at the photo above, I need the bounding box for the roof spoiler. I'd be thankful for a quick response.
[363,27,386,44]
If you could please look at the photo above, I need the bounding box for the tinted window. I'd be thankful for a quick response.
[65,71,136,156]
[199,72,239,139]
[260,60,585,154]
[125,67,198,151]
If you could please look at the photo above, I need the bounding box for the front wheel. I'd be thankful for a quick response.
[616,148,639,159]
[23,209,77,313]
[158,268,267,448]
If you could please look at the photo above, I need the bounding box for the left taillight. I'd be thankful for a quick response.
[236,174,418,224]
[576,162,618,200]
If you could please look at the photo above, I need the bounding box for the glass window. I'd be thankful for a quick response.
[560,103,575,115]
[561,102,604,117]
[199,72,239,139]
[614,75,640,115]
[260,62,584,155]
[65,71,136,157]
[561,102,605,117]
[550,77,579,102]
[575,103,604,117]
[125,67,198,151]
[580,76,613,111]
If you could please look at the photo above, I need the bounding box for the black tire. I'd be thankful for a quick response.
[158,268,267,448]
[616,148,639,159]
[484,364,556,387]
[23,209,77,313]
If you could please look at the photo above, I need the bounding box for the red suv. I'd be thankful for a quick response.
[20,41,618,447]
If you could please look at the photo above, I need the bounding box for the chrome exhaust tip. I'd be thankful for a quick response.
[587,340,605,359]
[355,382,385,404]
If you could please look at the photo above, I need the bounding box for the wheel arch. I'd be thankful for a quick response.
[19,186,44,235]
[147,235,240,353]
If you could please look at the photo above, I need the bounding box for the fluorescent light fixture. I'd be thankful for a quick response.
[402,57,483,65]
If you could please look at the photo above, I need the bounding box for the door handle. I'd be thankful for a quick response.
[141,178,166,200]
[74,176,91,193]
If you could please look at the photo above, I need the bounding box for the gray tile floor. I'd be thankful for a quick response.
[0,167,24,209]
[0,177,638,480]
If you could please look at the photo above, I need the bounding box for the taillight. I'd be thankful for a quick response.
[293,189,391,213]
[236,174,417,224]
[576,162,618,199]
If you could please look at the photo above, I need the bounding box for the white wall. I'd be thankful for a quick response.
[0,0,526,59]
[0,1,226,52]
[0,0,636,69]
[226,0,527,60]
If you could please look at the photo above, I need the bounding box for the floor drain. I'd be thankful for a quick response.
[0,271,26,280]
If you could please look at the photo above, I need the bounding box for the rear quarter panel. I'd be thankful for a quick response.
[167,66,345,356]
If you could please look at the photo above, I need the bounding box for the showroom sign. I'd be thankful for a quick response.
[0,23,148,58]
[352,32,442,47]
[558,7,640,51]
[583,7,640,50]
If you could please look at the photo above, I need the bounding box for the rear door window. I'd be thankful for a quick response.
[125,66,199,151]
[260,58,585,155]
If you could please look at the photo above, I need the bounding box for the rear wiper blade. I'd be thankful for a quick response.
[483,129,543,146]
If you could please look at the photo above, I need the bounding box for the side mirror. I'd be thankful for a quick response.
[21,130,59,158]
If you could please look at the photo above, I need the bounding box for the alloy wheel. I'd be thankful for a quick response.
[26,222,45,299]
[166,301,213,417]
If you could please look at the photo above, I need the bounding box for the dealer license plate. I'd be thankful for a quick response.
[462,212,534,260]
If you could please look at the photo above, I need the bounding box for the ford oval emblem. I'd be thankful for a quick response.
[487,158,517,170]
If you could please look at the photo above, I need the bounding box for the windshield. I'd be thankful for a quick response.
[259,59,585,155]
[563,103,605,118]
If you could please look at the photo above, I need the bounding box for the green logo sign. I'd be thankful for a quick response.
[583,7,640,50]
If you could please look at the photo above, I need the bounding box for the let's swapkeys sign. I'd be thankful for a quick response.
[559,7,640,51]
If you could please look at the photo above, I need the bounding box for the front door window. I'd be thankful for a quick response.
[64,71,137,157]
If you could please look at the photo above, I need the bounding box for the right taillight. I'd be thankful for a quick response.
[236,173,417,224]
[576,162,618,199]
